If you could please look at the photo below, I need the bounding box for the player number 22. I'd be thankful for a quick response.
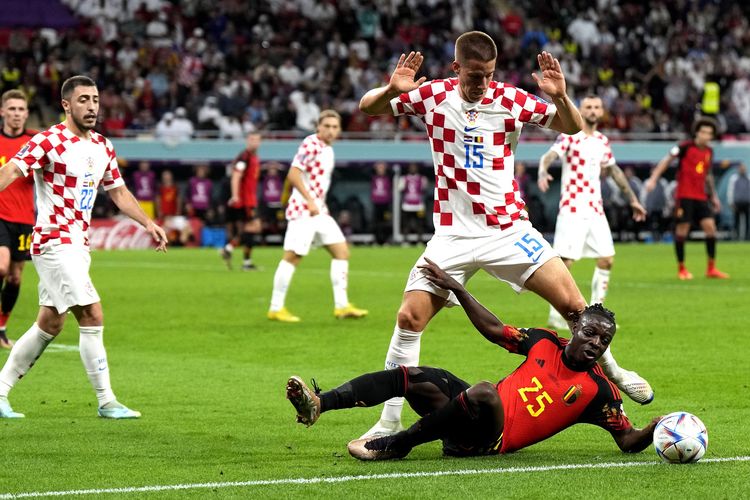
[80,188,95,210]
[517,376,553,417]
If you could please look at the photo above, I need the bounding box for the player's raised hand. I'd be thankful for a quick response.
[418,257,461,292]
[389,52,427,94]
[630,199,647,222]
[532,51,566,99]
[146,221,168,252]
[537,171,554,192]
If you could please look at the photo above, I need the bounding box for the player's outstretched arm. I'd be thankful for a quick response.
[532,51,583,135]
[359,51,427,116]
[108,185,168,252]
[0,160,24,192]
[606,163,647,221]
[418,258,507,344]
[611,416,661,453]
[645,154,672,192]
[537,150,560,192]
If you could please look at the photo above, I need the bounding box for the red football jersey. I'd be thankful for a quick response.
[232,149,260,208]
[670,140,712,201]
[495,326,631,453]
[0,129,36,224]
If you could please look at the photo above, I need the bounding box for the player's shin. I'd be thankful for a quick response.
[590,267,610,304]
[79,326,116,406]
[1,281,21,319]
[320,367,408,412]
[0,323,55,397]
[270,260,296,311]
[330,259,349,308]
[380,327,421,422]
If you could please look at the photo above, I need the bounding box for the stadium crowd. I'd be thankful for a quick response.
[1,0,749,137]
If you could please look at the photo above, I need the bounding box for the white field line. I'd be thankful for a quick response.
[95,260,750,293]
[1,456,748,499]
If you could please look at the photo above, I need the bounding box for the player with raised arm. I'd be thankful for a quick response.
[537,95,646,329]
[0,76,168,419]
[0,90,36,349]
[645,117,728,280]
[287,258,660,460]
[357,31,653,437]
[222,132,262,271]
[267,110,367,322]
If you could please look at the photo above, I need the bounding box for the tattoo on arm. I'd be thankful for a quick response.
[706,172,716,198]
[539,151,558,175]
[608,164,636,202]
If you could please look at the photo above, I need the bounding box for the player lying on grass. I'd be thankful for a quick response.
[287,258,659,460]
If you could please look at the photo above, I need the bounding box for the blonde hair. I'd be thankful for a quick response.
[2,89,27,106]
[318,109,342,124]
[455,31,497,64]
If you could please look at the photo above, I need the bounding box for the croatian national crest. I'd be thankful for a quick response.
[465,109,479,126]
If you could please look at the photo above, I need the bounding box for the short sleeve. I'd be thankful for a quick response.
[669,144,681,157]
[390,80,448,117]
[507,86,557,128]
[13,132,50,176]
[496,326,562,356]
[580,373,632,433]
[101,140,125,191]
[602,139,616,167]
[549,134,571,157]
[234,160,247,172]
[291,137,320,173]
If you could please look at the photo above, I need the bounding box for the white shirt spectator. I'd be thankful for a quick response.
[218,116,244,140]
[155,113,192,144]
[278,60,303,87]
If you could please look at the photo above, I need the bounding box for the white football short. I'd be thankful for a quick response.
[32,246,101,314]
[283,214,346,256]
[552,213,615,261]
[405,220,557,306]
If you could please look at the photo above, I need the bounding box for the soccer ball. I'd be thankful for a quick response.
[653,412,708,464]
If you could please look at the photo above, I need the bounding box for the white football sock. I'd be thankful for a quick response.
[380,326,422,423]
[270,260,296,311]
[590,267,611,304]
[0,323,55,398]
[330,259,349,309]
[79,326,116,406]
[598,347,622,380]
[548,306,568,327]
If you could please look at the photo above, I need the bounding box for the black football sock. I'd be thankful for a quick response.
[319,367,407,412]
[398,391,477,449]
[705,237,716,260]
[1,281,20,316]
[674,236,686,264]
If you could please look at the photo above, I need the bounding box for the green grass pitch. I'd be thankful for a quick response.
[0,242,748,498]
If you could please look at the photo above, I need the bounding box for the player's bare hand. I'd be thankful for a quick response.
[630,200,647,222]
[418,257,461,291]
[228,196,240,207]
[711,195,721,213]
[389,52,427,94]
[307,199,320,217]
[537,172,553,192]
[531,51,566,99]
[146,221,168,252]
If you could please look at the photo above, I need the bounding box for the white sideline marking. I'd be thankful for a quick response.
[2,456,748,498]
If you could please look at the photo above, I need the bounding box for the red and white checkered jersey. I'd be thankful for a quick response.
[285,134,335,221]
[391,79,556,236]
[549,130,615,217]
[14,123,125,255]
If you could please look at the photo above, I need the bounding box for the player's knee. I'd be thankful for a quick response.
[467,381,499,406]
[6,273,21,286]
[397,306,427,331]
[597,257,613,270]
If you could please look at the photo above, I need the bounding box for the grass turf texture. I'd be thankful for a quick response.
[0,242,748,498]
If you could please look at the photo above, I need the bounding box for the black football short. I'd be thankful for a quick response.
[0,219,33,262]
[226,205,258,223]
[674,198,713,224]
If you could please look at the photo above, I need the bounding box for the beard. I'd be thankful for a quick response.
[584,116,598,127]
[71,113,97,132]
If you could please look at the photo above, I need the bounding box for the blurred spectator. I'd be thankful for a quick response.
[514,161,531,201]
[157,169,180,218]
[370,162,392,245]
[187,164,214,221]
[261,161,285,237]
[132,161,157,219]
[727,163,750,240]
[155,111,193,144]
[399,163,427,245]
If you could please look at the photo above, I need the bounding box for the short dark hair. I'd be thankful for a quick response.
[692,116,718,137]
[582,303,616,331]
[2,89,27,105]
[455,31,497,64]
[61,75,97,100]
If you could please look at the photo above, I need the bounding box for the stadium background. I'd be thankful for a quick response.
[2,0,749,247]
[1,1,750,498]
